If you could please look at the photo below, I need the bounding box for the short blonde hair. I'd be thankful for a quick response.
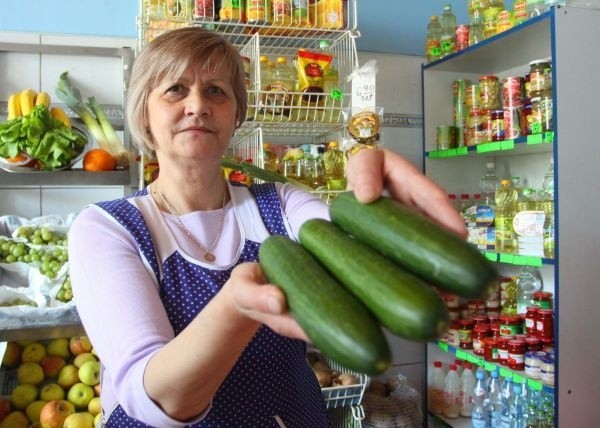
[126,27,247,153]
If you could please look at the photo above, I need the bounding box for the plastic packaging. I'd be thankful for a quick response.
[426,15,443,62]
[471,368,489,427]
[428,361,446,414]
[459,362,475,416]
[442,364,461,418]
[440,3,457,56]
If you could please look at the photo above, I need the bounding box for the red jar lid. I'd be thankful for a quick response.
[508,339,526,347]
[525,337,541,345]
[526,306,539,313]
[538,309,554,316]
[498,336,513,344]
[500,314,521,323]
[474,323,490,332]
[480,75,499,81]
[533,291,553,300]
[488,314,500,323]
[458,318,475,327]
[484,337,497,345]
[448,322,461,330]
[472,315,489,324]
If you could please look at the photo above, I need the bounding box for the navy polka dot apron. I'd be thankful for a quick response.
[96,183,331,428]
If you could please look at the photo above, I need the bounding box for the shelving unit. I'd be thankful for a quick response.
[422,6,600,426]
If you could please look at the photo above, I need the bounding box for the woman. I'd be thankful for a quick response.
[68,27,465,427]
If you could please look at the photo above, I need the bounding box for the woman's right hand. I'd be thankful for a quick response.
[224,262,310,342]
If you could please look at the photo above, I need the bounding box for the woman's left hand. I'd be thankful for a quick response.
[224,262,310,342]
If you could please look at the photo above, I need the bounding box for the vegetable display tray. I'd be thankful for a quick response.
[320,354,369,410]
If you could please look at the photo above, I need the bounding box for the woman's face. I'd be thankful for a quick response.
[146,61,238,164]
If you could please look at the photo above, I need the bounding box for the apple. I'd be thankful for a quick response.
[63,412,95,428]
[40,383,65,402]
[25,400,46,424]
[93,412,101,426]
[46,338,71,360]
[1,342,23,368]
[78,360,101,386]
[73,352,97,369]
[67,383,94,410]
[57,365,80,390]
[69,337,92,357]
[0,397,10,422]
[17,361,45,386]
[10,383,38,410]
[39,400,75,428]
[87,396,101,416]
[93,383,101,397]
[40,355,67,378]
[0,411,29,428]
[21,342,47,364]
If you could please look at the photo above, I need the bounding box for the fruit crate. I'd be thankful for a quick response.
[0,368,17,396]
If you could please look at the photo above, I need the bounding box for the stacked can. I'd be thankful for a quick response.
[502,76,525,139]
[452,79,471,147]
[464,83,481,146]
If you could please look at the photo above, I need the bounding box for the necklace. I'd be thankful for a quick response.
[156,184,227,263]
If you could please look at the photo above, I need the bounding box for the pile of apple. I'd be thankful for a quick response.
[0,336,101,428]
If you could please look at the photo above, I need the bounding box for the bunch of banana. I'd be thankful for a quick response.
[7,89,71,128]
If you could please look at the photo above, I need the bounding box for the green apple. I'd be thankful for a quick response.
[67,383,94,410]
[39,400,75,428]
[87,396,101,416]
[93,412,101,426]
[68,337,92,357]
[63,411,94,428]
[21,342,47,364]
[40,355,67,378]
[78,360,100,386]
[46,338,71,360]
[25,400,46,424]
[40,383,65,402]
[17,362,45,386]
[1,342,23,368]
[57,365,80,390]
[0,411,29,428]
[10,383,38,410]
[73,352,96,369]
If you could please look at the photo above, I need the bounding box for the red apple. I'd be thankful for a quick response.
[1,342,23,368]
[39,400,75,428]
[40,355,67,378]
[68,337,92,357]
[0,397,10,422]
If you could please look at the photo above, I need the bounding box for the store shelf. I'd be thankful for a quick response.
[429,412,471,428]
[0,313,84,342]
[0,169,132,186]
[481,251,555,267]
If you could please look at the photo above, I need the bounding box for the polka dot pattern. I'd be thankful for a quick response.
[100,184,331,427]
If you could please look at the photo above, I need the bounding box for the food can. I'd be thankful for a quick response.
[437,126,456,150]
[453,79,470,102]
[456,25,470,51]
[454,101,468,128]
[503,76,524,108]
[466,84,480,108]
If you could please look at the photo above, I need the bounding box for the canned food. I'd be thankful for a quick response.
[529,59,552,97]
[466,84,480,108]
[453,79,471,102]
[437,126,456,150]
[479,75,500,110]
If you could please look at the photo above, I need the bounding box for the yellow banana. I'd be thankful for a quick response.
[35,91,51,107]
[50,107,71,128]
[7,92,22,120]
[19,89,37,116]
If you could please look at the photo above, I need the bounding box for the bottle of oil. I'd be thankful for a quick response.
[425,15,443,62]
[261,143,280,172]
[323,141,347,191]
[541,157,555,258]
[495,178,518,252]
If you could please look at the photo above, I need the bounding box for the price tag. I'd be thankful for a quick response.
[527,133,543,145]
[528,379,543,391]
[429,150,439,159]
[531,122,543,134]
[501,140,515,150]
[484,362,496,372]
[544,131,555,143]
[499,253,514,264]
[455,349,467,360]
[331,89,344,101]
[513,255,529,266]
[484,252,498,262]
[352,72,376,109]
[438,342,449,352]
[499,367,512,379]
[457,147,468,156]
[513,374,526,384]
[467,353,477,363]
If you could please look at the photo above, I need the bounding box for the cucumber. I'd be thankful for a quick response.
[299,219,450,342]
[259,235,391,375]
[330,192,498,298]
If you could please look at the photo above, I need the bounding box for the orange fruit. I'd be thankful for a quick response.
[83,149,116,172]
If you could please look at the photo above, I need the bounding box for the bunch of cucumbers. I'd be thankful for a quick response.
[259,191,499,375]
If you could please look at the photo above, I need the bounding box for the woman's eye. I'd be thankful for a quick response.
[207,86,226,95]
[166,84,185,94]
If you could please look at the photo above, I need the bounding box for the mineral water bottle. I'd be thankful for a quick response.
[487,370,502,427]
[459,362,476,417]
[516,266,542,314]
[495,179,518,252]
[499,377,514,428]
[440,3,457,56]
[469,0,487,45]
[428,361,446,414]
[479,161,499,209]
[508,382,527,428]
[471,369,489,427]
[426,15,443,62]
[323,141,347,191]
[443,364,461,418]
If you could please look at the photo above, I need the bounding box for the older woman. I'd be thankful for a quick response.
[68,27,464,427]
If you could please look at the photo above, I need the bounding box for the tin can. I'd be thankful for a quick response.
[456,25,470,51]
[454,101,468,128]
[453,79,470,102]
[503,76,524,107]
[437,126,456,150]
[466,84,480,108]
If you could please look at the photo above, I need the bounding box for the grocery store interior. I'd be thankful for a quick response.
[1,1,599,427]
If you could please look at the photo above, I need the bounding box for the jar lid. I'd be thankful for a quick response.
[524,350,545,358]
[526,305,540,312]
[480,75,499,81]
[458,318,475,327]
[533,291,553,299]
[508,339,526,346]
[525,336,541,344]
[529,58,552,67]
[474,323,490,332]
[484,337,497,344]
[498,336,514,343]
[500,314,521,322]
[538,308,554,315]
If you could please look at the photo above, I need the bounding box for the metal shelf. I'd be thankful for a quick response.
[0,169,132,187]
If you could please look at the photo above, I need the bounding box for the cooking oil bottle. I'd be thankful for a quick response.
[323,141,347,191]
[261,143,280,172]
[495,178,518,252]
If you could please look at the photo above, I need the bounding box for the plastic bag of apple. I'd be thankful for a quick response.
[0,336,102,427]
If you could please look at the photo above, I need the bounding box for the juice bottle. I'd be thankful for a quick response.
[323,141,347,191]
[495,178,518,252]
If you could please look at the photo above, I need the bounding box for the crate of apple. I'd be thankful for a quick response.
[0,336,102,428]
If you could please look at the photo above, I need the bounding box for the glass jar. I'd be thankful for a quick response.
[484,337,499,362]
[490,109,505,141]
[473,323,490,355]
[533,291,553,309]
[529,59,551,97]
[536,309,554,339]
[524,306,539,336]
[540,354,555,386]
[507,339,526,370]
[524,350,545,379]
[466,84,481,108]
[458,318,475,349]
[479,75,500,109]
[497,335,513,365]
[447,322,461,347]
[525,336,543,352]
[467,108,488,145]
[499,314,522,337]
[437,125,457,150]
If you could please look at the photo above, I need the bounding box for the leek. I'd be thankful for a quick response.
[220,158,310,190]
[88,96,130,167]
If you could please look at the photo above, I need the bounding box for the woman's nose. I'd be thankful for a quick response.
[184,90,209,116]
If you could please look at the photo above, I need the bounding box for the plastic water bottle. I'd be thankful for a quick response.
[443,364,461,418]
[508,382,527,428]
[471,369,489,427]
[425,15,443,62]
[499,377,513,428]
[479,161,499,209]
[428,361,446,414]
[487,370,502,427]
[516,266,543,313]
[460,362,476,417]
[440,3,457,56]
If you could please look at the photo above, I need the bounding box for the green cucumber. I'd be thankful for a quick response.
[330,192,498,298]
[259,235,391,375]
[299,218,450,342]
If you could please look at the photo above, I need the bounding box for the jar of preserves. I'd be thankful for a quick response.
[442,291,461,309]
[467,108,488,145]
[448,308,461,321]
[529,59,552,97]
[458,318,475,349]
[484,337,499,362]
[536,309,554,340]
[466,84,480,108]
[524,306,539,336]
[529,95,543,134]
[525,336,543,352]
[498,336,513,366]
[472,315,489,326]
[489,321,501,339]
[490,109,505,141]
[502,76,524,108]
[447,322,461,347]
[499,314,522,337]
[533,291,553,309]
[507,339,526,370]
[479,75,500,110]
[468,300,487,317]
[473,323,490,356]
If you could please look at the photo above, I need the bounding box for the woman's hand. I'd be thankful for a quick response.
[346,147,467,238]
[225,262,309,342]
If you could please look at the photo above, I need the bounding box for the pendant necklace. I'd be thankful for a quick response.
[156,184,227,263]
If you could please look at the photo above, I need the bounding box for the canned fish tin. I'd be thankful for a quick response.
[437,126,456,150]
[503,76,524,108]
